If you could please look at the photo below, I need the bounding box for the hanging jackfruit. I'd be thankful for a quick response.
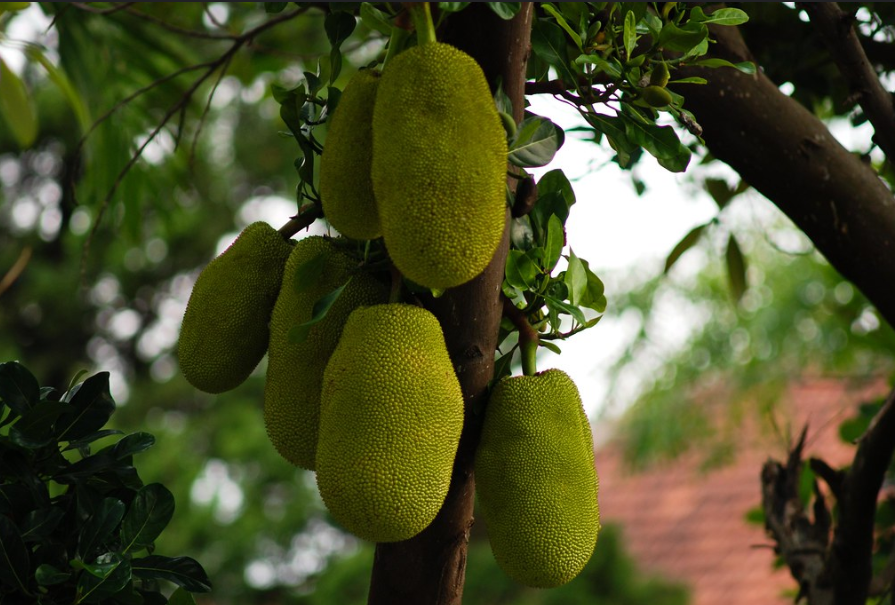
[178,222,293,394]
[475,369,600,588]
[264,236,387,470]
[319,69,382,240]
[316,303,463,542]
[372,42,507,290]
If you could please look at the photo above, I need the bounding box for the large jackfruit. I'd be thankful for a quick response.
[319,69,382,240]
[475,369,600,588]
[372,42,508,290]
[264,237,387,470]
[316,303,463,542]
[178,222,293,394]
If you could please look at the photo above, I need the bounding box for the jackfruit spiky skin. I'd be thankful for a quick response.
[475,369,600,588]
[264,237,387,470]
[319,69,382,240]
[178,222,293,394]
[372,42,508,290]
[316,303,463,542]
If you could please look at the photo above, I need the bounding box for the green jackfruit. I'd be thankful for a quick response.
[264,237,387,470]
[641,85,673,108]
[319,69,382,240]
[372,42,508,290]
[475,369,600,588]
[178,222,293,394]
[316,303,463,542]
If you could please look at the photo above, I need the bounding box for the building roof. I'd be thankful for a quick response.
[593,377,886,605]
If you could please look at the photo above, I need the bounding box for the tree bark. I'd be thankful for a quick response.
[366,5,533,605]
[673,24,895,329]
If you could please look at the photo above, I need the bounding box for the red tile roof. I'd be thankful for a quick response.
[594,377,887,605]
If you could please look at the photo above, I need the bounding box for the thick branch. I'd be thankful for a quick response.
[831,387,895,605]
[674,24,895,329]
[799,3,895,160]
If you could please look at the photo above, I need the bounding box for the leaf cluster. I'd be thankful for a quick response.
[0,362,210,605]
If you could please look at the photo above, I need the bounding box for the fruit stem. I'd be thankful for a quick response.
[502,295,539,376]
[407,2,437,46]
[278,205,321,240]
[383,25,411,69]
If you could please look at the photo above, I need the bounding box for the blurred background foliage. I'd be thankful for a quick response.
[2,2,894,603]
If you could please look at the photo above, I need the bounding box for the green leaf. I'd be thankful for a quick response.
[168,587,199,605]
[623,116,691,172]
[79,498,126,560]
[35,563,70,586]
[704,177,739,209]
[263,2,286,13]
[325,11,357,49]
[76,553,131,603]
[839,415,870,443]
[9,401,69,448]
[658,21,708,53]
[696,7,749,26]
[360,3,392,36]
[531,20,577,85]
[725,234,747,303]
[664,223,709,274]
[798,465,815,508]
[112,432,155,458]
[540,3,582,51]
[120,484,175,554]
[0,57,37,149]
[492,350,515,383]
[487,2,520,19]
[584,112,639,168]
[578,258,607,313]
[505,249,541,290]
[623,9,637,61]
[544,214,565,273]
[288,281,350,344]
[63,429,124,452]
[26,45,91,134]
[0,515,30,593]
[544,294,587,325]
[575,55,623,78]
[565,249,587,306]
[693,57,756,75]
[292,252,327,294]
[20,506,64,543]
[438,2,470,12]
[668,76,707,85]
[508,115,564,168]
[0,361,39,415]
[539,340,562,354]
[132,555,212,593]
[536,170,576,219]
[58,372,116,442]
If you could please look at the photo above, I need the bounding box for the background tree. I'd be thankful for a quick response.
[3,2,895,604]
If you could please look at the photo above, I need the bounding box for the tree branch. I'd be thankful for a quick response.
[799,2,895,161]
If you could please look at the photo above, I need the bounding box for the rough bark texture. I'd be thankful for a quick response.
[366,5,532,604]
[674,24,895,328]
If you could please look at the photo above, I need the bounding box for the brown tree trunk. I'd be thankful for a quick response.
[366,5,533,605]
[674,24,895,329]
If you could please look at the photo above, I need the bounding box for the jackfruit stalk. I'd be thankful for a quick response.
[178,222,293,394]
[319,69,382,240]
[372,42,508,290]
[475,369,600,588]
[264,237,387,470]
[316,303,463,542]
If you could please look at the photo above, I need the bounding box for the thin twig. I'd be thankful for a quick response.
[800,2,895,161]
[189,52,235,169]
[0,246,32,298]
[122,5,240,40]
[71,2,137,15]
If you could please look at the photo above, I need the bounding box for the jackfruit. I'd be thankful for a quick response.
[319,69,382,240]
[316,303,463,542]
[641,85,673,108]
[264,236,387,470]
[372,42,508,290]
[178,222,293,394]
[475,369,600,588]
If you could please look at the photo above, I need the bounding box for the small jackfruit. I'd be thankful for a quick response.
[264,237,387,470]
[178,222,293,394]
[372,42,508,290]
[641,85,673,108]
[316,303,463,542]
[475,369,600,588]
[319,69,382,240]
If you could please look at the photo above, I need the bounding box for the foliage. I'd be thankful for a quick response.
[0,361,210,604]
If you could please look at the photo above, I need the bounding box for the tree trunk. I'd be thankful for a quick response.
[366,5,533,605]
[674,24,895,328]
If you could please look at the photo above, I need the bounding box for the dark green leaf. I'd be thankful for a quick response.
[540,340,562,354]
[657,21,708,53]
[263,2,287,13]
[575,55,622,78]
[743,506,765,526]
[544,295,587,325]
[0,361,40,415]
[330,47,343,84]
[726,234,747,303]
[565,249,587,306]
[623,116,691,172]
[798,465,815,508]
[584,112,638,168]
[543,214,565,273]
[438,2,470,12]
[531,20,577,85]
[540,3,582,50]
[325,10,357,48]
[0,57,37,148]
[510,215,535,250]
[696,7,749,26]
[505,249,540,290]
[292,252,327,294]
[132,555,212,593]
[693,57,756,75]
[113,432,155,459]
[578,258,607,313]
[530,170,576,238]
[492,350,515,383]
[664,223,709,274]
[121,484,175,554]
[58,372,115,442]
[36,563,70,586]
[54,451,119,484]
[79,498,126,559]
[509,115,564,168]
[704,178,738,209]
[839,416,869,443]
[63,429,124,452]
[0,484,34,516]
[168,587,199,605]
[623,9,637,60]
[288,280,350,344]
[669,76,707,85]
[0,514,30,593]
[487,2,520,19]
[360,3,392,36]
[76,553,131,603]
[326,85,342,118]
[9,401,69,448]
[21,506,65,543]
